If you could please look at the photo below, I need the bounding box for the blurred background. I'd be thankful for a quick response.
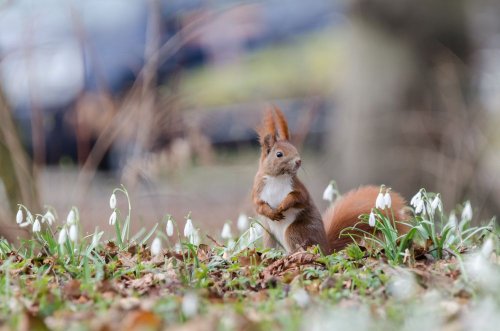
[1,0,500,242]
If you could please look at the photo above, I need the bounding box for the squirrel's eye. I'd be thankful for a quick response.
[276,151,283,158]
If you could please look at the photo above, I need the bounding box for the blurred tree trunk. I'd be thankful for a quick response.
[0,90,39,241]
[330,0,497,218]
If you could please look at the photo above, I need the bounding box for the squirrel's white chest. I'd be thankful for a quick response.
[259,175,299,251]
[260,175,293,209]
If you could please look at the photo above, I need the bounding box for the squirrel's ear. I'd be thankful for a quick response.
[272,106,290,141]
[262,134,276,154]
[258,109,277,147]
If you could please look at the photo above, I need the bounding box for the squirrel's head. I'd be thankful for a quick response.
[257,106,302,176]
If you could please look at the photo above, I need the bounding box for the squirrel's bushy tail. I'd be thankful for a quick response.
[323,186,409,252]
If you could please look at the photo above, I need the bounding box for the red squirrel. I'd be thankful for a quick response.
[252,107,408,254]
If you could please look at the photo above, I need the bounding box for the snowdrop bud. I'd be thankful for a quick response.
[166,219,174,237]
[109,193,117,209]
[248,226,257,244]
[174,242,182,253]
[58,228,67,245]
[221,223,232,239]
[383,191,392,209]
[322,182,336,202]
[368,209,376,227]
[182,292,198,317]
[375,192,385,209]
[42,211,55,225]
[32,218,41,233]
[16,209,23,224]
[237,213,249,232]
[447,212,457,227]
[27,211,33,224]
[480,238,494,258]
[151,237,162,256]
[184,219,194,237]
[431,195,441,213]
[19,221,31,228]
[67,210,76,225]
[109,211,117,226]
[461,201,473,221]
[68,224,78,242]
[292,288,310,308]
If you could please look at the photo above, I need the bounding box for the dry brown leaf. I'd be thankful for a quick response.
[121,310,162,331]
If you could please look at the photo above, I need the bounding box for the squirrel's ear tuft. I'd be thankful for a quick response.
[258,109,277,147]
[272,106,290,141]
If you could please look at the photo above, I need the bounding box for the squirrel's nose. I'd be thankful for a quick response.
[295,159,302,168]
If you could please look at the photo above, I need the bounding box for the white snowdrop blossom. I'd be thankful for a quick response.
[368,209,376,227]
[410,191,422,208]
[69,224,78,242]
[189,229,200,246]
[184,219,194,237]
[462,201,473,221]
[322,182,337,202]
[237,213,249,232]
[58,228,67,245]
[383,191,392,209]
[182,292,199,317]
[248,226,257,244]
[32,218,41,233]
[174,242,182,253]
[66,210,76,225]
[221,223,232,239]
[431,195,442,213]
[42,210,55,225]
[448,212,458,228]
[109,211,117,226]
[292,288,310,308]
[481,238,494,258]
[166,219,174,237]
[375,192,385,209]
[109,193,117,209]
[16,209,23,224]
[415,200,425,214]
[151,237,162,256]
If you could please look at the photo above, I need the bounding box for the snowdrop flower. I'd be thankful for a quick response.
[237,213,249,232]
[431,195,442,213]
[109,211,117,226]
[248,226,257,244]
[32,218,41,233]
[448,212,458,228]
[368,209,376,227]
[184,219,194,237]
[109,193,117,209]
[189,229,200,246]
[383,190,392,209]
[174,242,182,253]
[322,182,337,202]
[375,192,385,209]
[414,199,425,214]
[292,288,310,308]
[68,224,78,242]
[151,237,162,256]
[16,209,23,224]
[182,292,198,317]
[58,228,67,245]
[166,219,174,237]
[481,238,494,258]
[42,210,55,225]
[221,223,232,239]
[410,190,422,208]
[67,209,76,225]
[462,201,473,221]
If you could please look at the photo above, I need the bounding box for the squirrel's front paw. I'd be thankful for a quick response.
[271,211,284,221]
